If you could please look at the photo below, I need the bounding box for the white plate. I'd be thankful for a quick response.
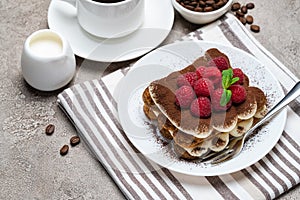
[47,0,174,62]
[117,41,287,176]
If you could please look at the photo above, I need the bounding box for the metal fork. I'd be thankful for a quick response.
[202,81,300,165]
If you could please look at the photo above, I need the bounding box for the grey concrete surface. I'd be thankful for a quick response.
[0,0,299,199]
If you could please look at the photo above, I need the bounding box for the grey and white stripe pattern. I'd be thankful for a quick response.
[58,13,299,200]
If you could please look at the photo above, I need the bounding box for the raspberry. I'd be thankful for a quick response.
[193,78,214,97]
[233,68,244,85]
[195,66,207,79]
[203,67,222,86]
[229,85,247,104]
[207,56,229,71]
[211,88,232,111]
[177,72,198,87]
[175,86,195,108]
[190,97,211,118]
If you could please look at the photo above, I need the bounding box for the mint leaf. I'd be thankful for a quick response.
[222,75,230,89]
[220,89,232,106]
[231,77,239,85]
[222,69,233,89]
[220,68,238,106]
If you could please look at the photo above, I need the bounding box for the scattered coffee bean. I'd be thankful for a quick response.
[231,2,241,11]
[231,2,260,33]
[246,15,253,24]
[60,145,69,156]
[70,136,81,146]
[239,17,247,25]
[176,0,228,12]
[241,6,247,14]
[45,124,55,135]
[250,24,260,33]
[236,10,244,17]
[246,2,255,9]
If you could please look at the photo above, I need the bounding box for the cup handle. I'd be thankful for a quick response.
[60,0,76,7]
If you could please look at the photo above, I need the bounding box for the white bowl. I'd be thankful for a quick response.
[21,29,76,91]
[171,0,233,24]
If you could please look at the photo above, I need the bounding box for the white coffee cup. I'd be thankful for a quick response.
[21,29,76,91]
[61,0,145,38]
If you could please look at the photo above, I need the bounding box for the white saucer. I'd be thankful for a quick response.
[47,0,174,62]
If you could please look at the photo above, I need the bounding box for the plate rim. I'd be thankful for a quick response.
[117,41,287,176]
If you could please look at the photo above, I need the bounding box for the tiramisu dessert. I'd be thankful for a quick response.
[142,48,267,160]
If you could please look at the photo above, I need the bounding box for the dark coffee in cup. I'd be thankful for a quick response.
[92,0,125,3]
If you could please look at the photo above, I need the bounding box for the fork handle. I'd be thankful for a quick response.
[245,81,300,138]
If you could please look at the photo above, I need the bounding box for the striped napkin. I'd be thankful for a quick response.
[57,13,300,200]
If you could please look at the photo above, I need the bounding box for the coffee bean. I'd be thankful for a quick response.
[177,0,227,12]
[239,17,247,25]
[236,11,244,17]
[216,1,225,7]
[70,136,81,146]
[189,1,198,7]
[204,6,214,12]
[212,3,219,10]
[246,2,255,9]
[45,124,55,135]
[250,25,260,33]
[246,15,253,24]
[205,0,215,6]
[231,2,240,11]
[60,145,69,156]
[184,5,195,11]
[194,6,203,12]
[241,6,248,14]
[199,1,206,7]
